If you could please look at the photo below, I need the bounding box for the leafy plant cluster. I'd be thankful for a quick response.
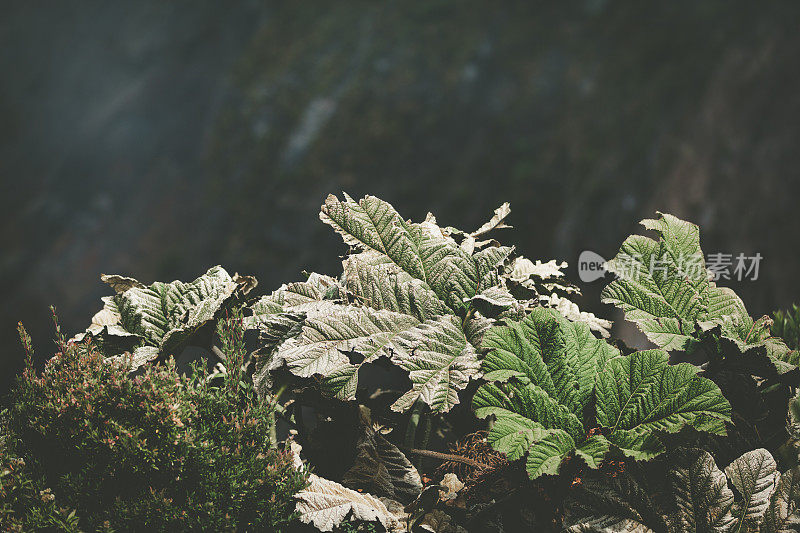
[565,446,799,532]
[249,194,607,414]
[0,451,81,532]
[5,194,800,532]
[2,310,306,531]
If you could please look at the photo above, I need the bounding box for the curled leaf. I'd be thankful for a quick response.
[341,422,422,503]
[296,474,402,532]
[74,266,254,369]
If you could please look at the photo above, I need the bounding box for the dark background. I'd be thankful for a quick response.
[2,1,799,395]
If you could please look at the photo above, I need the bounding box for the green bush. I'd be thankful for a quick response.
[3,313,307,532]
[0,442,81,532]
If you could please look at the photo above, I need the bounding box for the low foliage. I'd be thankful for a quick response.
[9,193,800,532]
[565,447,800,532]
[0,445,81,532]
[3,315,306,532]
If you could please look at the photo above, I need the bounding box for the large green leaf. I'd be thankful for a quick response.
[245,275,346,395]
[473,309,730,478]
[472,307,618,477]
[244,273,343,349]
[342,252,444,322]
[595,350,732,459]
[248,265,481,412]
[602,212,797,376]
[74,266,254,369]
[601,213,709,351]
[269,305,421,401]
[473,245,514,294]
[247,273,342,317]
[265,303,478,412]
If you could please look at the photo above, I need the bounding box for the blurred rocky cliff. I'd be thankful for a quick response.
[2,1,799,392]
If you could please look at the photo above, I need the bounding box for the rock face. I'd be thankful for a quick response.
[1,1,799,390]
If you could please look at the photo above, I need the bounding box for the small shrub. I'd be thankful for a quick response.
[4,315,307,532]
[0,436,81,532]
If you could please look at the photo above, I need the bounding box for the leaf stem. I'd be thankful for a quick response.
[266,384,288,448]
[404,400,424,453]
[462,307,477,328]
[400,447,490,470]
[419,413,433,471]
[294,403,306,440]
[404,400,423,470]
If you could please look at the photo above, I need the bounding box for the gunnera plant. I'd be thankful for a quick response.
[14,194,800,532]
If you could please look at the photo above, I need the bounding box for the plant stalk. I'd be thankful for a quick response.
[404,400,424,450]
[401,447,490,470]
[404,401,425,470]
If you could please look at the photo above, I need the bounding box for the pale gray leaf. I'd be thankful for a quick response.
[390,315,480,413]
[670,449,735,533]
[471,202,512,238]
[341,423,422,504]
[724,448,778,531]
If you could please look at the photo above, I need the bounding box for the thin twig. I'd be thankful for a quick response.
[400,447,491,470]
